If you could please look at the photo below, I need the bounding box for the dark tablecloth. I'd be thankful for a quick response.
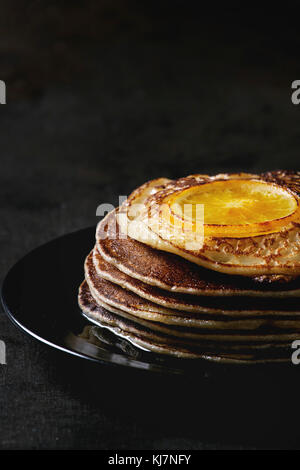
[1,4,300,449]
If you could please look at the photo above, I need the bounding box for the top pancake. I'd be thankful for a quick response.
[96,210,300,297]
[116,171,300,276]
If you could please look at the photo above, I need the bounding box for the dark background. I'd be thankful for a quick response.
[1,2,300,450]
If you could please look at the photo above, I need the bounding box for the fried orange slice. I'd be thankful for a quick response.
[165,179,299,238]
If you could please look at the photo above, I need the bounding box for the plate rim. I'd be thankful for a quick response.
[0,227,189,375]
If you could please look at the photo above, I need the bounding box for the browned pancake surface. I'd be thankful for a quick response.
[93,247,300,316]
[84,251,300,340]
[96,211,300,297]
[78,281,290,362]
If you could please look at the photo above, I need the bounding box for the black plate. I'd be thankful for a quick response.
[0,226,211,375]
[2,226,299,378]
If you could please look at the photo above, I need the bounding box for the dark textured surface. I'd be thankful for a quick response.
[1,4,300,450]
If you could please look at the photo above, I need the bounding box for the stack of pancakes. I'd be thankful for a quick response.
[79,171,300,363]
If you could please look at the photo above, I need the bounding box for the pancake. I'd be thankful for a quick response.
[93,247,300,316]
[84,251,300,338]
[96,210,300,297]
[116,171,300,276]
[78,281,290,363]
[79,170,300,363]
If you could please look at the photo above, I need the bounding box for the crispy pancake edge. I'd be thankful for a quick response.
[96,210,300,297]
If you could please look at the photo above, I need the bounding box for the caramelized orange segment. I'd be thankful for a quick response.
[165,179,299,238]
